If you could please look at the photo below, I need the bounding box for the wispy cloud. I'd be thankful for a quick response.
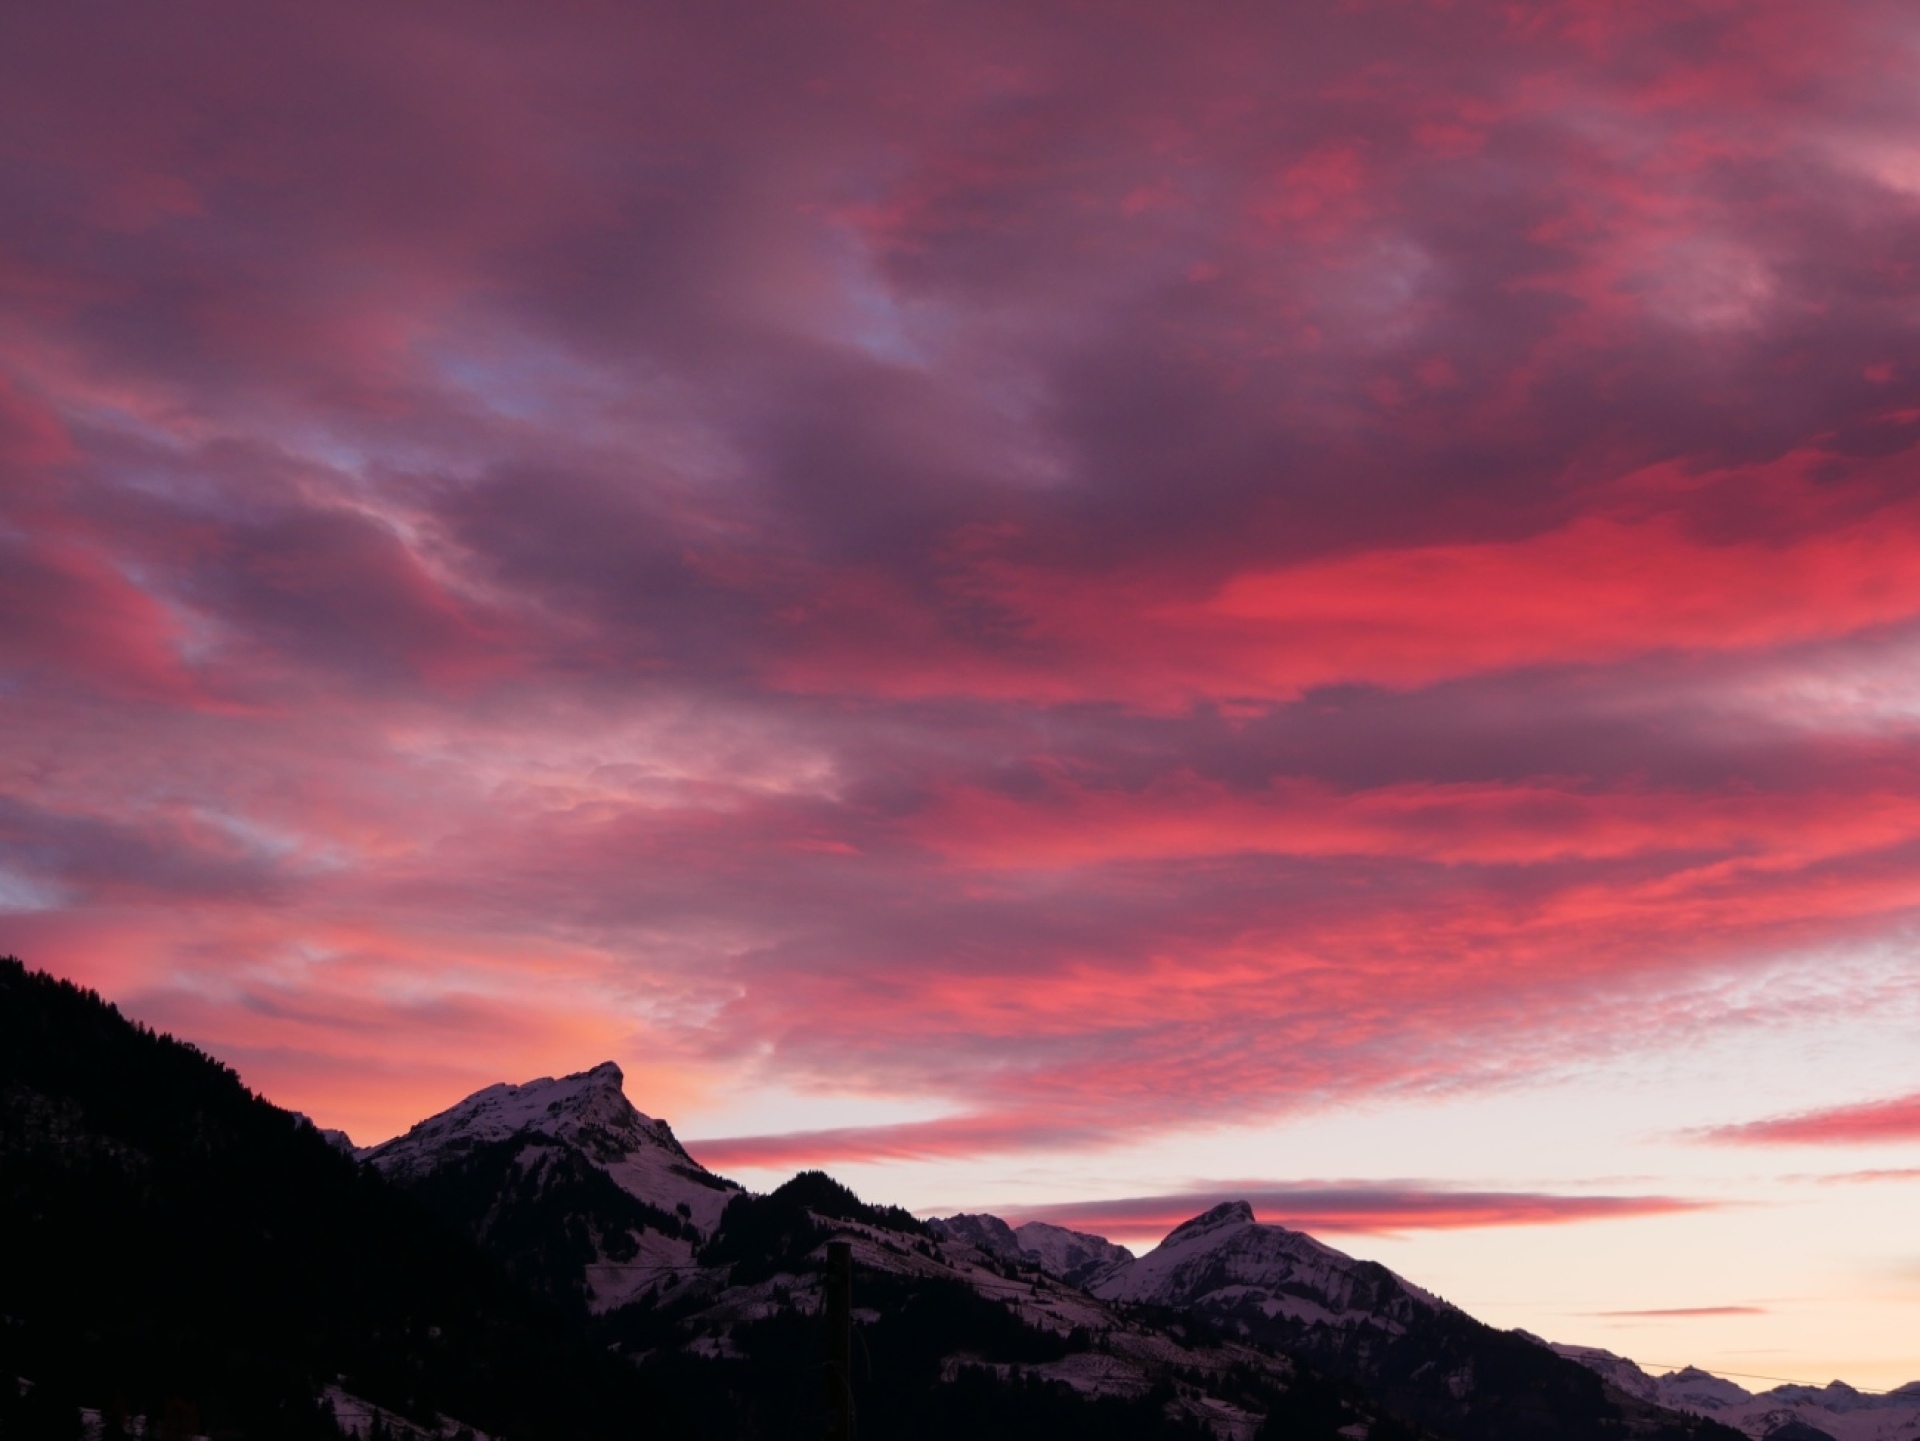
[687,1114,1108,1170]
[1705,1094,1920,1146]
[1589,1306,1768,1319]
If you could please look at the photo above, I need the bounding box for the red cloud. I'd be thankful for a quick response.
[906,771,1920,871]
[776,472,1920,710]
[1707,1094,1920,1146]
[1590,1306,1766,1318]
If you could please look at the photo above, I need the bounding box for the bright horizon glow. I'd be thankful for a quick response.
[3,0,1920,1397]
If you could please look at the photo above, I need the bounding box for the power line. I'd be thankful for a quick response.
[584,1262,711,1272]
[1630,1363,1900,1395]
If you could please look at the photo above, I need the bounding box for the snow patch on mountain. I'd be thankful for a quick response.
[929,1212,1021,1260]
[322,1385,491,1441]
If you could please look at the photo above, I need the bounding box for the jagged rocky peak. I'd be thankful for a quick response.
[1659,1366,1754,1411]
[363,1061,680,1172]
[360,1061,740,1239]
[1163,1199,1255,1241]
[926,1212,1135,1287]
[1010,1220,1135,1287]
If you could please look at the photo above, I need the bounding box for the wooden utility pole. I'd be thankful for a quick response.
[825,1239,853,1441]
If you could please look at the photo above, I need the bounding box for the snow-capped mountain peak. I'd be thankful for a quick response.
[364,1062,698,1170]
[362,1062,740,1242]
[362,1061,677,1167]
[1092,1200,1448,1331]
[1162,1200,1255,1244]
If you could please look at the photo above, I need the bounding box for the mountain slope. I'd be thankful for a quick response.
[610,1171,1426,1441]
[0,957,672,1440]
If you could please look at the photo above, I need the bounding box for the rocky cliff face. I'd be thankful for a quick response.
[929,1212,1134,1287]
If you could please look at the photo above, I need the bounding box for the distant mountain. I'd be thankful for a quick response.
[1084,1200,1739,1441]
[1092,1200,1449,1324]
[361,1062,740,1313]
[930,1212,1134,1286]
[1554,1346,1920,1441]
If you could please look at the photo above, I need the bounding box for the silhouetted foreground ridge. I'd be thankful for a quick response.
[0,957,653,1439]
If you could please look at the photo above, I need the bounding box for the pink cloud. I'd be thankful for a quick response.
[1708,1094,1920,1146]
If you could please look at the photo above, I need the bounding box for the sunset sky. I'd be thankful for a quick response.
[4,0,1920,1390]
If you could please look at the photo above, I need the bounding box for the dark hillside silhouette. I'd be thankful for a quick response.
[0,956,657,1439]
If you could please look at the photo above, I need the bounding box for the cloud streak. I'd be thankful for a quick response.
[999,1186,1716,1242]
[1709,1094,1920,1146]
[1589,1306,1767,1319]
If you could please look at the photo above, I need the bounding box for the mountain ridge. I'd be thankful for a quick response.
[364,1056,1740,1441]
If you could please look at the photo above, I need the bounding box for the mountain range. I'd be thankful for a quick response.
[1551,1347,1920,1441]
[344,1050,1742,1441]
[5,956,1908,1441]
